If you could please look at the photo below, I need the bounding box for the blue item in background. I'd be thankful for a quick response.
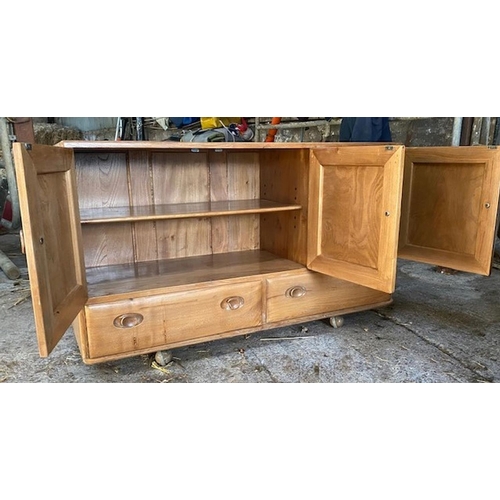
[339,117,392,142]
[170,117,200,128]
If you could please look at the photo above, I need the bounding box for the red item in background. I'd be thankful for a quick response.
[236,118,254,141]
[237,118,248,133]
[1,195,12,228]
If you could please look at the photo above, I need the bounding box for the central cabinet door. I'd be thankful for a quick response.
[307,145,405,294]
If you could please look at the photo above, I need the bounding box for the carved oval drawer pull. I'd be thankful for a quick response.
[286,285,307,298]
[113,313,144,329]
[221,296,245,311]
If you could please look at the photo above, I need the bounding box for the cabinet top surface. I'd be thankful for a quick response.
[54,142,498,153]
[56,140,401,151]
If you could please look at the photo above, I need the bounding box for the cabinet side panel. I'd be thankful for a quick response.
[260,149,309,264]
[72,310,89,360]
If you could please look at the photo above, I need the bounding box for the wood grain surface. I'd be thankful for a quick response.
[13,143,87,356]
[399,146,500,275]
[307,145,405,293]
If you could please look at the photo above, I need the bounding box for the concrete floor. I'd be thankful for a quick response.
[1,231,499,383]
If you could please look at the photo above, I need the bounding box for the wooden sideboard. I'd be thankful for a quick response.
[13,141,500,364]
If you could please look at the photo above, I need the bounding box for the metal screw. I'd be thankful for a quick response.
[485,203,491,209]
[385,211,390,217]
[39,237,44,244]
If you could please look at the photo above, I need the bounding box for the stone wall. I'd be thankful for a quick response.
[269,117,455,145]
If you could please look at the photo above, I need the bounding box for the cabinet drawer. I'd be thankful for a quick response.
[85,281,263,359]
[266,272,390,323]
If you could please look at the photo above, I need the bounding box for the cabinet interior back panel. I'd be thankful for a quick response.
[81,223,134,268]
[76,152,130,207]
[128,151,158,262]
[152,152,210,203]
[76,153,135,267]
[225,152,260,253]
[209,151,231,253]
[260,149,309,264]
[76,150,261,266]
[152,152,211,259]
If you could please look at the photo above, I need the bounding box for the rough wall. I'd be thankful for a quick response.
[33,123,83,144]
[272,117,455,145]
[391,117,454,146]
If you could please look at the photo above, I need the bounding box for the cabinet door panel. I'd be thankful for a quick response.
[398,147,500,275]
[13,143,87,356]
[307,146,405,293]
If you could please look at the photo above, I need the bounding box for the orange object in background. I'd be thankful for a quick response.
[265,117,281,142]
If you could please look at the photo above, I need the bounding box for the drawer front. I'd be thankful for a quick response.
[85,281,263,359]
[266,272,390,323]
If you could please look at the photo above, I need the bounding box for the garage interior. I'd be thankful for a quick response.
[1,116,499,383]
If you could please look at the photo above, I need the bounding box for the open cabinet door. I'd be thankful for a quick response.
[398,147,500,275]
[13,143,87,356]
[307,145,405,294]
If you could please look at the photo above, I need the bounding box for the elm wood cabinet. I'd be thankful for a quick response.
[13,142,500,365]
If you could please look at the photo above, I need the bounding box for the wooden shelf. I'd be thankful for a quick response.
[86,250,305,301]
[80,199,302,224]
